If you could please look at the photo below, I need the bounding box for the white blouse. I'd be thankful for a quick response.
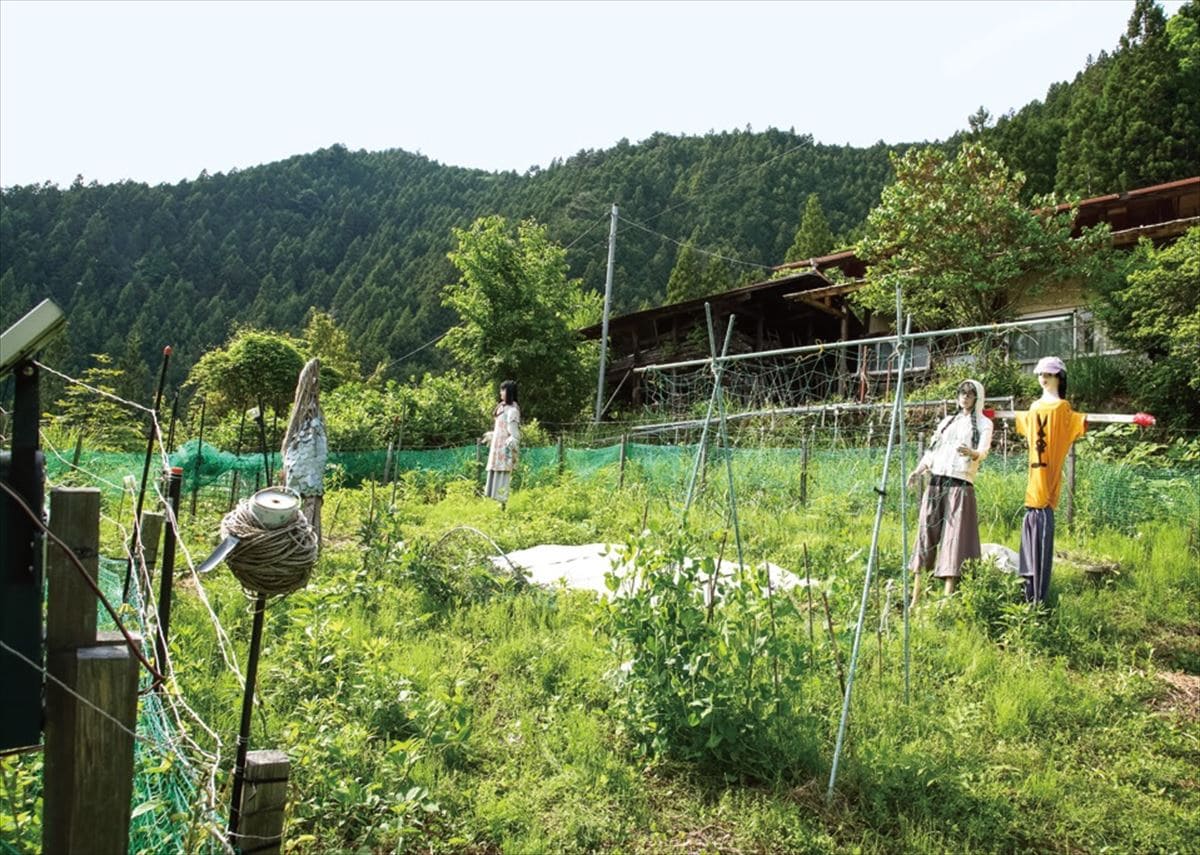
[918,411,993,483]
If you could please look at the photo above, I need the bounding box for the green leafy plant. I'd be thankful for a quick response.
[601,528,818,780]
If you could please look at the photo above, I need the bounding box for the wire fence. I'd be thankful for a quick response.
[43,430,1200,538]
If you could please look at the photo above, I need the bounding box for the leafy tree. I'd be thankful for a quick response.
[1090,226,1200,426]
[303,308,361,385]
[185,326,307,417]
[853,142,1109,329]
[51,353,144,450]
[439,216,600,426]
[784,193,835,262]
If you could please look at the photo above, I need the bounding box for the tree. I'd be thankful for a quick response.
[666,241,705,303]
[784,193,835,263]
[1091,226,1200,426]
[854,142,1109,329]
[302,308,361,386]
[1056,0,1200,194]
[51,353,144,450]
[967,106,993,136]
[185,326,307,417]
[439,216,600,426]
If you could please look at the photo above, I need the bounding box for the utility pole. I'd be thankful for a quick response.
[594,203,618,423]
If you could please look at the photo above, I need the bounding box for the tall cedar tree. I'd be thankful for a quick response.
[785,194,836,262]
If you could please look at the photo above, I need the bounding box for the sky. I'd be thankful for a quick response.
[0,0,1187,188]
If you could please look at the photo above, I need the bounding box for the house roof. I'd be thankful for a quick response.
[579,267,835,339]
[773,175,1200,272]
[581,176,1199,340]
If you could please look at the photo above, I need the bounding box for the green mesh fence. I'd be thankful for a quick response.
[42,436,1200,536]
[96,557,219,854]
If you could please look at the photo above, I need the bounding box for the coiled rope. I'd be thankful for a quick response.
[219,501,318,595]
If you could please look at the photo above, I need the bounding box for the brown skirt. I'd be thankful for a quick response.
[909,476,981,579]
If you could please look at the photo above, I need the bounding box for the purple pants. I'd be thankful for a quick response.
[1019,507,1055,603]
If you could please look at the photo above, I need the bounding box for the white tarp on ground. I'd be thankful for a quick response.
[493,543,805,597]
[494,542,1021,596]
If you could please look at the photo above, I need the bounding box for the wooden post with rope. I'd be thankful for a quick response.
[44,486,140,855]
[237,750,290,855]
[224,359,324,852]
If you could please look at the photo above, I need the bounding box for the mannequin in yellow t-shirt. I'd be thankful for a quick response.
[1013,356,1087,603]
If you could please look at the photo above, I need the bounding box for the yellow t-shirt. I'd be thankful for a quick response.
[1014,399,1087,509]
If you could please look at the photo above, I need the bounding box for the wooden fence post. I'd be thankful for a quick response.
[139,510,164,575]
[44,486,140,855]
[232,750,290,855]
[557,435,565,475]
[618,434,628,489]
[1065,445,1077,530]
[46,488,100,651]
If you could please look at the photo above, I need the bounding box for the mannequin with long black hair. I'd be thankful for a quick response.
[484,380,520,508]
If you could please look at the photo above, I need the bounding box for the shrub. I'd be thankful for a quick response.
[601,529,820,781]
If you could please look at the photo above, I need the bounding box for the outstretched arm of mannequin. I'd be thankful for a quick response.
[991,410,1155,425]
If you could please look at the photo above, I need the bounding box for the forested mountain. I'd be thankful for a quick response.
[2,0,1196,393]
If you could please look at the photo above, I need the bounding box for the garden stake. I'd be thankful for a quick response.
[229,408,247,511]
[804,543,815,670]
[154,466,183,688]
[821,590,845,697]
[123,344,171,601]
[681,305,734,522]
[827,299,912,804]
[71,433,82,468]
[706,531,728,623]
[255,400,271,485]
[191,394,206,520]
[800,440,809,505]
[166,390,180,451]
[898,341,911,705]
[765,562,780,700]
[228,590,267,846]
[704,306,744,577]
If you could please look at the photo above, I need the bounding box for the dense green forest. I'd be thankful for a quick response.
[2,0,1197,393]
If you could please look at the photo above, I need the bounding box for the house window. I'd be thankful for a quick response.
[868,340,931,374]
[1010,312,1122,363]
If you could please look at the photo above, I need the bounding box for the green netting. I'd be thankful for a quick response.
[42,437,1200,536]
[96,557,220,854]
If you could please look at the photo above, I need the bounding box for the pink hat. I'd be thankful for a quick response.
[1035,356,1066,375]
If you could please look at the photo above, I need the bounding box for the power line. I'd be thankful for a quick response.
[617,213,773,270]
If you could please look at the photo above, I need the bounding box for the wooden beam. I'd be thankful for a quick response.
[783,281,864,301]
[792,295,846,319]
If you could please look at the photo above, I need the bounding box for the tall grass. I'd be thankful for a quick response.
[3,440,1196,854]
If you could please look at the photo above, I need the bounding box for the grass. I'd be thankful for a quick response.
[3,448,1198,854]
